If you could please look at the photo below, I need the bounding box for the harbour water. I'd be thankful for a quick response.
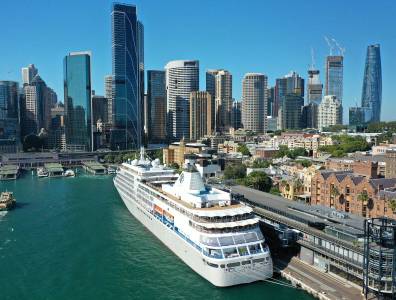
[0,174,313,300]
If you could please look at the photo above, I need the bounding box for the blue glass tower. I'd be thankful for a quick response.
[63,52,92,151]
[361,44,382,123]
[111,3,143,150]
[0,81,20,152]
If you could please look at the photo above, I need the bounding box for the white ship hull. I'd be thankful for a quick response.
[115,184,273,287]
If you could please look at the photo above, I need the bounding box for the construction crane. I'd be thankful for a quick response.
[310,47,316,70]
[331,38,346,56]
[324,36,334,55]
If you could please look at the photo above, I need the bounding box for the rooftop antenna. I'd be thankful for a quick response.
[324,36,334,56]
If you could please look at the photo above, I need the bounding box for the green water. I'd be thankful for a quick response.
[0,174,313,300]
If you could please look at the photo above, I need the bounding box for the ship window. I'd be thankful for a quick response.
[218,236,235,246]
[207,262,218,268]
[223,247,239,258]
[248,244,262,254]
[252,258,265,263]
[244,232,258,243]
[241,260,251,265]
[220,264,225,268]
[233,234,245,244]
[227,262,240,268]
[200,235,220,247]
[237,246,249,256]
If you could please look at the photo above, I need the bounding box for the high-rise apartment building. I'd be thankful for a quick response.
[111,3,144,150]
[282,94,304,130]
[21,64,38,86]
[307,69,323,103]
[274,71,304,118]
[165,60,199,141]
[325,56,343,103]
[361,44,382,122]
[147,70,166,144]
[242,73,267,133]
[0,81,20,152]
[189,91,212,141]
[104,75,114,125]
[318,95,342,130]
[63,51,92,151]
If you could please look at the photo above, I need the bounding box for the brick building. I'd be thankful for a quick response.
[311,170,396,219]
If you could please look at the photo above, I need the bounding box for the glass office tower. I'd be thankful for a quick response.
[111,3,143,150]
[147,70,166,143]
[361,44,382,123]
[0,81,20,152]
[325,56,344,103]
[63,52,92,152]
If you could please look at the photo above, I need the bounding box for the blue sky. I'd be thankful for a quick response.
[1,0,395,122]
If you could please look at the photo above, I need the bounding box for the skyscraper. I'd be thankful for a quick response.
[21,64,38,86]
[165,60,199,141]
[147,70,166,144]
[21,75,50,136]
[111,3,144,150]
[0,81,20,152]
[307,69,323,103]
[206,70,218,131]
[189,91,212,141]
[349,106,372,128]
[231,101,242,130]
[361,44,382,122]
[282,94,304,130]
[325,56,343,102]
[318,95,342,130]
[63,51,92,151]
[242,73,267,133]
[274,71,304,118]
[92,95,108,124]
[104,75,114,125]
[267,87,275,117]
[214,70,232,132]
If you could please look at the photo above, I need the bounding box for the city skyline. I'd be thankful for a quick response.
[0,1,395,122]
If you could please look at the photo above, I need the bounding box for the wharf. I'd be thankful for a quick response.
[275,258,363,300]
[82,161,106,175]
[0,165,20,180]
[43,163,64,177]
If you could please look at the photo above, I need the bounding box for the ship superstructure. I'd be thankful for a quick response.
[113,148,273,287]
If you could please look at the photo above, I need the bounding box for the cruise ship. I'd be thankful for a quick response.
[113,148,273,287]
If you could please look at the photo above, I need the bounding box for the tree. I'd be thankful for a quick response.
[269,187,281,196]
[252,159,271,169]
[23,134,44,152]
[330,186,340,198]
[237,144,250,156]
[297,159,312,168]
[169,162,180,170]
[224,164,246,180]
[357,191,369,202]
[388,199,396,213]
[238,171,272,192]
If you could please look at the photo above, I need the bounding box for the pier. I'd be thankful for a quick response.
[43,163,64,177]
[0,165,20,180]
[82,161,106,175]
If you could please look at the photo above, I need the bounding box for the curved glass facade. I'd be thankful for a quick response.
[361,44,382,123]
[111,3,143,150]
